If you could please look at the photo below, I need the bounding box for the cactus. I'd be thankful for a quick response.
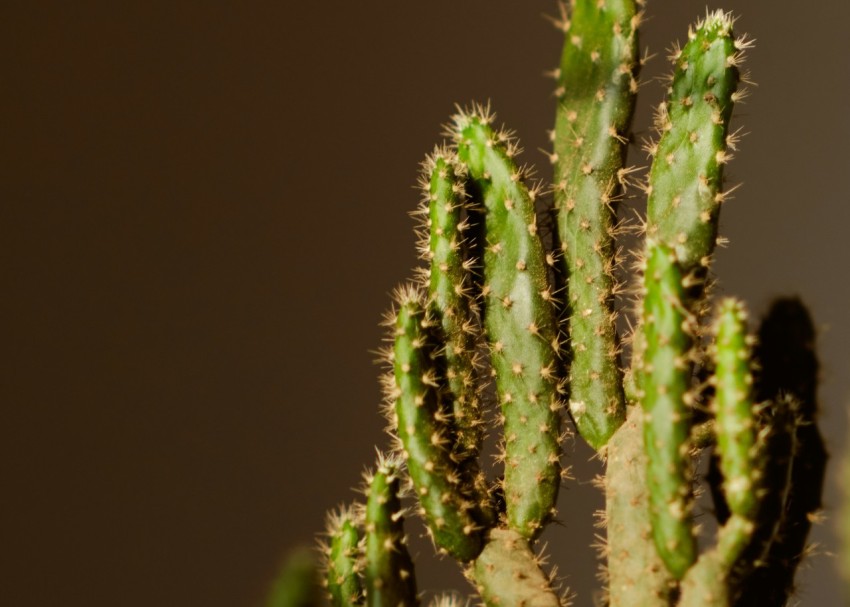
[644,13,744,275]
[362,454,418,607]
[553,0,639,450]
[266,547,322,607]
[382,287,487,561]
[636,242,698,579]
[453,111,565,540]
[324,507,363,606]
[272,5,829,606]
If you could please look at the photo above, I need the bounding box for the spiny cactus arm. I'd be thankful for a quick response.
[266,547,322,607]
[637,243,697,580]
[711,299,758,519]
[452,109,563,539]
[324,507,364,607]
[363,456,419,607]
[645,10,746,274]
[679,300,761,606]
[605,408,675,607]
[416,149,484,458]
[471,528,562,607]
[385,287,487,561]
[682,400,805,607]
[552,0,639,450]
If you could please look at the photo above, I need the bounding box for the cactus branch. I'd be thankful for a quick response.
[554,0,639,450]
[385,287,488,561]
[363,455,419,607]
[711,299,758,520]
[453,109,563,539]
[645,10,743,277]
[637,243,697,579]
[679,300,760,606]
[324,506,364,607]
[417,150,485,459]
[266,547,322,607]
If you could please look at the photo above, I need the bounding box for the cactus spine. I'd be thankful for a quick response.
[290,6,828,607]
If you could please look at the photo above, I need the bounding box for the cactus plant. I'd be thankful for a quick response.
[271,4,827,606]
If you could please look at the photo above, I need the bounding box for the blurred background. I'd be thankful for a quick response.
[3,1,849,605]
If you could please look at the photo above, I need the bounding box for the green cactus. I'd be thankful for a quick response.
[383,286,487,561]
[678,300,762,606]
[636,242,698,579]
[362,455,418,607]
[415,149,485,460]
[553,0,639,451]
[265,547,322,607]
[452,110,565,541]
[272,5,829,607]
[324,507,364,607]
[645,12,744,276]
[710,299,758,521]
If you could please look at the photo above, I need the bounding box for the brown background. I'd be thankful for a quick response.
[4,1,849,605]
